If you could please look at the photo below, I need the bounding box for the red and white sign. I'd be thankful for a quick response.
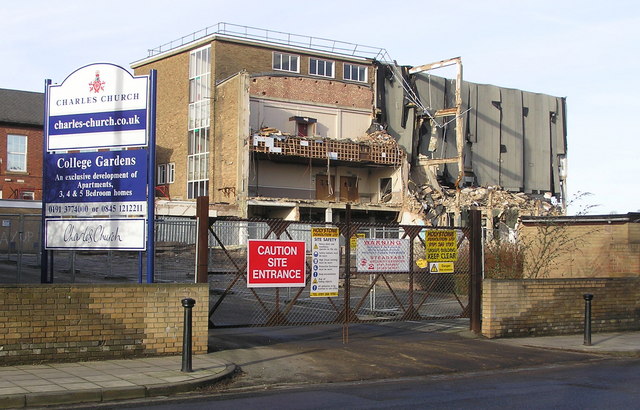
[356,238,410,272]
[247,239,306,288]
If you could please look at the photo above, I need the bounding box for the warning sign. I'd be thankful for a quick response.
[247,240,306,288]
[425,230,458,262]
[429,262,454,273]
[350,233,365,249]
[356,238,410,272]
[310,227,340,297]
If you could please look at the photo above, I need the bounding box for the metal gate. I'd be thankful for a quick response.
[206,215,478,328]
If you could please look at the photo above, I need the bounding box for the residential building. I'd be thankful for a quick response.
[0,88,44,201]
[132,23,567,225]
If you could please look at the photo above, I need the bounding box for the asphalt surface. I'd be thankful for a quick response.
[1,319,639,408]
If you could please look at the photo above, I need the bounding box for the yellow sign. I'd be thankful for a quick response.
[416,258,428,269]
[429,262,454,273]
[350,233,365,248]
[425,230,458,262]
[312,227,339,237]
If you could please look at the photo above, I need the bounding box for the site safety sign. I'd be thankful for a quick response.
[425,230,458,262]
[247,240,306,288]
[310,227,340,297]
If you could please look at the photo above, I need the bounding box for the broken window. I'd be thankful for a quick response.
[273,52,299,73]
[379,177,392,203]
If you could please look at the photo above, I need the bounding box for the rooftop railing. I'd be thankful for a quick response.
[146,22,387,61]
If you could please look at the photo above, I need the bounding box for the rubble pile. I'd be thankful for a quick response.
[413,184,563,223]
[358,129,398,146]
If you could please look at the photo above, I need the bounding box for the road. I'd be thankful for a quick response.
[72,358,640,409]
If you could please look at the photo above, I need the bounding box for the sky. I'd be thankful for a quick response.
[1,0,638,215]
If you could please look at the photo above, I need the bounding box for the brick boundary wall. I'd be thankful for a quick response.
[482,278,640,338]
[0,284,209,365]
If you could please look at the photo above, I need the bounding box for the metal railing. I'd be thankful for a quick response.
[146,22,387,60]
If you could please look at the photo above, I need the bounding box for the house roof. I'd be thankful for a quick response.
[0,88,44,127]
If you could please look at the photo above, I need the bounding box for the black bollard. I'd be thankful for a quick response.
[181,298,196,372]
[583,294,593,346]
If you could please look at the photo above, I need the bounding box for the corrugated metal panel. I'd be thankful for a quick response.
[472,84,501,186]
[499,88,524,191]
[384,73,415,157]
[464,81,477,143]
[522,91,552,193]
[415,74,446,166]
[442,79,459,181]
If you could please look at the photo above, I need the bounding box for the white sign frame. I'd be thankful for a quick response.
[45,218,146,251]
[46,63,149,151]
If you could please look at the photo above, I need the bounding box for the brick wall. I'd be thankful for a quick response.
[0,125,44,200]
[134,52,190,201]
[520,219,640,278]
[482,278,640,338]
[250,76,372,109]
[212,73,247,210]
[0,284,208,365]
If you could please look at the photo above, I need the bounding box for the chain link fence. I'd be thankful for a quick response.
[206,218,471,328]
[0,215,197,284]
[0,214,474,329]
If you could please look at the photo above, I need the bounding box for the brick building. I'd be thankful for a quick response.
[132,23,567,224]
[0,88,44,200]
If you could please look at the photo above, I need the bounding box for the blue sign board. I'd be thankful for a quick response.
[43,150,147,217]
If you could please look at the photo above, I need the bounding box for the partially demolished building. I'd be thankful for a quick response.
[132,23,567,226]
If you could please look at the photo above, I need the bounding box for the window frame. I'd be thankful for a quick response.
[7,134,27,172]
[273,52,300,73]
[343,63,368,83]
[309,58,334,78]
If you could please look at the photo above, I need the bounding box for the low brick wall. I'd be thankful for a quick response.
[482,278,640,338]
[0,284,209,365]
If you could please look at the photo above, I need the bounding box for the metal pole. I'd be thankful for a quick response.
[469,209,483,333]
[146,69,158,283]
[195,196,209,283]
[181,298,196,372]
[41,79,52,284]
[343,204,351,344]
[583,294,593,346]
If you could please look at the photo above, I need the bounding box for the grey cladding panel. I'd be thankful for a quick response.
[463,81,477,143]
[384,77,415,157]
[499,88,524,191]
[522,91,552,193]
[472,84,501,186]
[415,74,446,113]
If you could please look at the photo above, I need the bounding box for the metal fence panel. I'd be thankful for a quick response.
[206,218,471,328]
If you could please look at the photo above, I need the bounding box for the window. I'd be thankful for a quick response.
[379,178,392,202]
[273,52,299,73]
[344,63,368,83]
[7,134,27,172]
[188,128,209,198]
[188,46,211,199]
[21,191,34,200]
[309,58,334,78]
[157,163,175,185]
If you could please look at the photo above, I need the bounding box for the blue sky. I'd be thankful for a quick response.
[2,0,638,214]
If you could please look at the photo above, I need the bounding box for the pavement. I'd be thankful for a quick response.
[1,321,638,409]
